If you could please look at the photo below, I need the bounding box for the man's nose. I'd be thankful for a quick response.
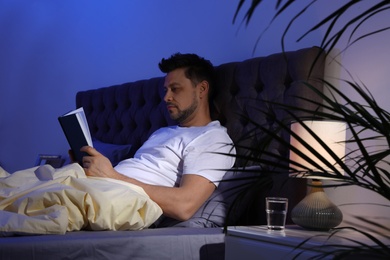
[164,90,172,102]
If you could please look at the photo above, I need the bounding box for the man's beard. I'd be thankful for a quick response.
[170,98,198,124]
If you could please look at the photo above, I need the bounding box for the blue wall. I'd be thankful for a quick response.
[0,0,320,172]
[1,0,388,174]
[0,0,389,229]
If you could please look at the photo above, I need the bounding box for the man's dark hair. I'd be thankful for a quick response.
[159,53,216,101]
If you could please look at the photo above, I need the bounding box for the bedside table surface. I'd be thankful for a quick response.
[227,225,388,248]
[225,226,389,260]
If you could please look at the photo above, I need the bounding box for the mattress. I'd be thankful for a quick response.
[0,227,225,260]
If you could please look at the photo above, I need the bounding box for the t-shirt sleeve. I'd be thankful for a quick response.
[182,129,236,186]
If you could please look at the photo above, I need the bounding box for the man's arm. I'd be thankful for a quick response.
[81,146,215,221]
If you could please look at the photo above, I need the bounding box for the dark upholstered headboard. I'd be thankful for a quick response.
[76,46,324,159]
[76,47,325,224]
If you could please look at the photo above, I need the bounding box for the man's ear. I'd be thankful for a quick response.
[199,80,209,98]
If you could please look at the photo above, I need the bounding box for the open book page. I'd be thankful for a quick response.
[64,107,93,147]
[58,107,93,164]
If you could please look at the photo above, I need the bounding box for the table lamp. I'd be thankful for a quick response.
[289,120,346,230]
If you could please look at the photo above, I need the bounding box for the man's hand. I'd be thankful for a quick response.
[80,146,119,179]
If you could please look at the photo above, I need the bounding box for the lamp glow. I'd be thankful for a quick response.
[289,120,346,230]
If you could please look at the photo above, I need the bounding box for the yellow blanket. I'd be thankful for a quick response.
[0,163,162,235]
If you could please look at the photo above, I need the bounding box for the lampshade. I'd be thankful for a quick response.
[289,120,347,230]
[289,120,346,178]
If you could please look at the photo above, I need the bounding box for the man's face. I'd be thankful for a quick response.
[163,68,199,124]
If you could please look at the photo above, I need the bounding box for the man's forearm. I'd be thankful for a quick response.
[114,174,192,220]
[81,145,215,221]
[114,173,214,221]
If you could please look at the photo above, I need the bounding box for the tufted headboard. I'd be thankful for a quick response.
[77,46,324,159]
[76,46,325,225]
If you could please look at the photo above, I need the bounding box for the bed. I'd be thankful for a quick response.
[0,46,325,259]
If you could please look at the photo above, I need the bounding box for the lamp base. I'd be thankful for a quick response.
[291,180,343,231]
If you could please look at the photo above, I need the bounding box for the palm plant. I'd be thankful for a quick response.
[249,79,390,200]
[230,0,390,258]
[233,0,390,55]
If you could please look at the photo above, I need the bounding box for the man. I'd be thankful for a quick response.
[80,53,236,221]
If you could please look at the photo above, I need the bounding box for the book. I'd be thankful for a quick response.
[58,107,93,165]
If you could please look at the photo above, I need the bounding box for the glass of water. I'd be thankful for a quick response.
[266,197,288,230]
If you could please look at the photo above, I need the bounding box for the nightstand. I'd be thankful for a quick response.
[225,225,387,260]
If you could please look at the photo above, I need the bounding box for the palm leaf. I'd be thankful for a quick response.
[234,0,390,53]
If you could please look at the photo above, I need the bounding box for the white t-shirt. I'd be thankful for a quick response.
[114,121,235,187]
